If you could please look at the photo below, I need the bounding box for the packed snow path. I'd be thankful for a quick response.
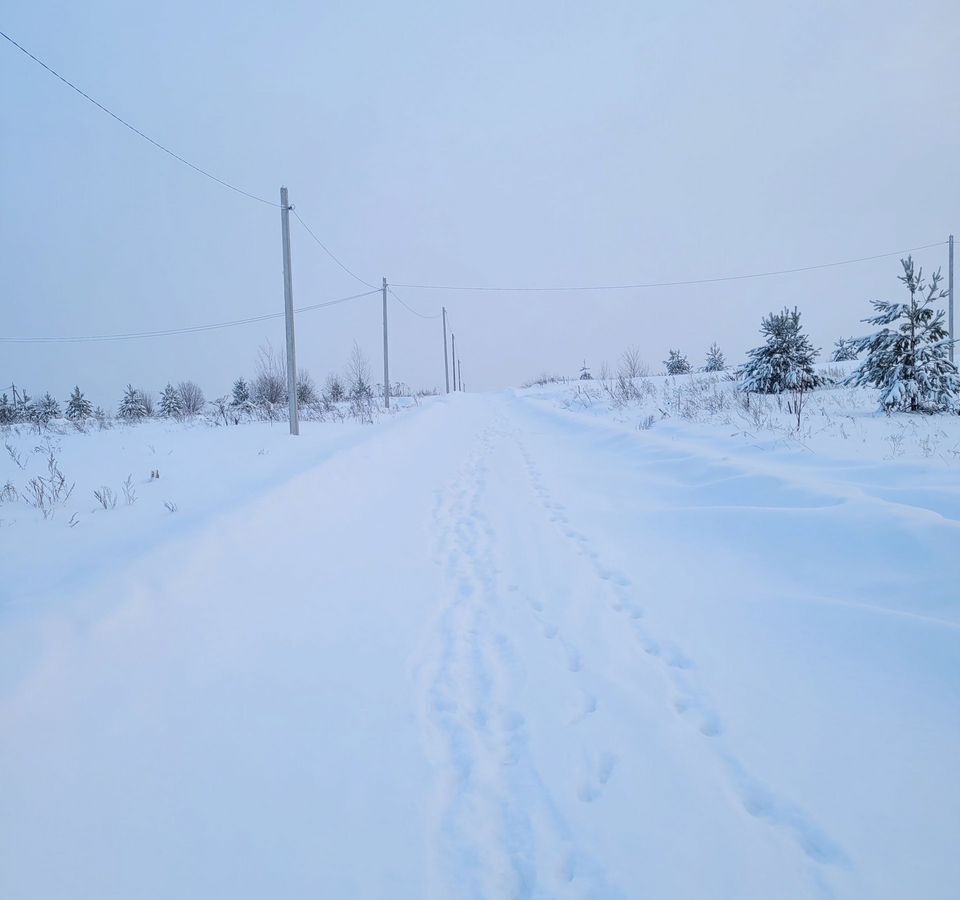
[2,393,957,899]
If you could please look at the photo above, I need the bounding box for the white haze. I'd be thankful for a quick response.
[2,0,958,407]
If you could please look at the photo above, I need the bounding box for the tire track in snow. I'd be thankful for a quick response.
[513,433,850,889]
[418,425,620,899]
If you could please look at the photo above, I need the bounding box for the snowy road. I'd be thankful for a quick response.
[2,393,958,899]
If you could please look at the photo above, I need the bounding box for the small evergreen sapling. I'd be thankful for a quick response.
[118,384,148,421]
[0,394,14,425]
[847,257,959,413]
[66,386,93,423]
[664,350,691,375]
[14,390,33,422]
[33,393,61,425]
[579,360,593,380]
[831,337,859,362]
[231,377,250,407]
[297,369,319,405]
[159,383,184,419]
[737,307,825,394]
[324,373,346,403]
[704,343,726,372]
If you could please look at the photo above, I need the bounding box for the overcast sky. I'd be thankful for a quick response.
[2,0,959,405]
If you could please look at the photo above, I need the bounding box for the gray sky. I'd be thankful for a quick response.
[2,0,959,406]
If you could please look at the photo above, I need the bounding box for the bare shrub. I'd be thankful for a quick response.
[619,347,649,380]
[5,443,26,469]
[177,380,206,416]
[121,475,137,506]
[138,389,156,418]
[253,342,287,407]
[521,373,568,388]
[94,486,117,510]
[21,448,74,519]
[346,342,374,401]
[349,394,377,424]
[603,348,655,407]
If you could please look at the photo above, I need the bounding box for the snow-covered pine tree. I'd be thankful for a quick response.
[14,390,32,423]
[579,360,593,380]
[704,343,726,372]
[159,383,184,419]
[324,373,346,403]
[831,337,859,362]
[664,350,691,375]
[231,377,250,407]
[33,392,61,424]
[118,384,148,421]
[0,393,14,424]
[297,370,318,405]
[737,307,825,394]
[66,386,93,422]
[847,257,959,413]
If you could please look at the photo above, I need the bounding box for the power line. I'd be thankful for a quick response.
[0,289,380,344]
[291,209,377,288]
[391,241,949,293]
[388,287,442,320]
[0,29,277,207]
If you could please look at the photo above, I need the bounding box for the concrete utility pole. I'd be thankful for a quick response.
[949,234,955,365]
[382,276,390,409]
[442,306,450,394]
[279,186,299,436]
[451,333,457,391]
[458,359,462,392]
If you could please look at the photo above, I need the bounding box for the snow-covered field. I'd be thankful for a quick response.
[1,377,958,899]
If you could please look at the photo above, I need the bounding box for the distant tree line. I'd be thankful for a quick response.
[1,340,440,432]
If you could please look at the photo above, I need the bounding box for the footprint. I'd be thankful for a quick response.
[570,691,597,723]
[597,752,617,785]
[673,692,722,738]
[666,648,693,669]
[542,622,558,639]
[577,782,600,803]
[578,753,617,802]
[699,714,722,738]
[640,637,661,656]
